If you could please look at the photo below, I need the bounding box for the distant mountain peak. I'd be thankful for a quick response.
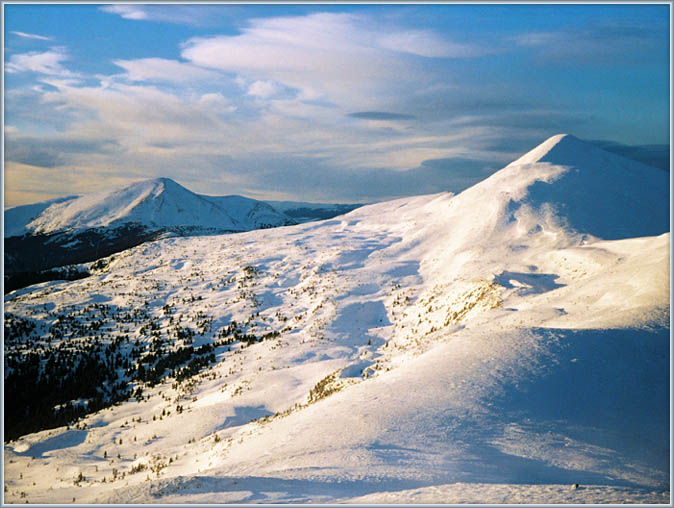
[5,178,294,238]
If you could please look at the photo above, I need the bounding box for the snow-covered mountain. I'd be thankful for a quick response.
[4,178,296,291]
[5,177,294,238]
[4,135,670,503]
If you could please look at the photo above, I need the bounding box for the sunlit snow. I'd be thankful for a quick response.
[3,135,669,504]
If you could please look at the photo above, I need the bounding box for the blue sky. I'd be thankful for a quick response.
[3,3,670,206]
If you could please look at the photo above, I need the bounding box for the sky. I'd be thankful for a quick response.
[3,3,670,206]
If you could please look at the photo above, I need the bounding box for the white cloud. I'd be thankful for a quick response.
[6,48,77,77]
[112,58,221,83]
[34,79,249,162]
[181,12,484,108]
[98,4,226,26]
[7,63,530,204]
[247,80,280,98]
[198,92,237,113]
[99,5,147,20]
[10,31,53,41]
[4,12,557,204]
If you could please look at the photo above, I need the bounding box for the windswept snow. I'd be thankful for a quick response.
[3,135,669,504]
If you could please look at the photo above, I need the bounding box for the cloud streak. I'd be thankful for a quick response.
[99,5,148,20]
[5,134,119,168]
[10,31,53,41]
[99,4,237,27]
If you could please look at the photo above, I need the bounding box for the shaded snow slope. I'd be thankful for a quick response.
[4,135,669,504]
[494,133,668,240]
[4,178,293,237]
[3,195,78,237]
[203,195,296,230]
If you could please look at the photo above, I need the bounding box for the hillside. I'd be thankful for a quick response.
[3,135,669,503]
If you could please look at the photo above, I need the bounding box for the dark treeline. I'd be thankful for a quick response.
[4,266,91,294]
[4,224,162,277]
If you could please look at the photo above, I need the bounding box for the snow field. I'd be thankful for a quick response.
[4,135,669,503]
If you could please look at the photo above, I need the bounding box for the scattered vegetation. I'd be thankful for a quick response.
[307,370,345,404]
[4,262,295,441]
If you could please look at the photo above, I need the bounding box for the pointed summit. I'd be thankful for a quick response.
[145,177,182,192]
[509,134,579,165]
[508,133,665,174]
[456,134,669,241]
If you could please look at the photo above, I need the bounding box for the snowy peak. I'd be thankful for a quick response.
[21,177,233,234]
[509,133,579,166]
[4,178,296,283]
[6,178,294,237]
[508,133,659,172]
[479,133,670,241]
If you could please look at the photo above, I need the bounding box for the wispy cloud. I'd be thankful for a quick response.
[10,31,53,41]
[5,6,668,206]
[112,58,222,83]
[376,30,486,58]
[99,5,148,20]
[181,12,486,108]
[1,9,547,203]
[206,147,505,203]
[37,80,238,151]
[6,47,78,77]
[4,133,119,168]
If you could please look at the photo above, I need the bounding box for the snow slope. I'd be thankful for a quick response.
[4,178,293,237]
[3,195,79,238]
[3,135,669,504]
